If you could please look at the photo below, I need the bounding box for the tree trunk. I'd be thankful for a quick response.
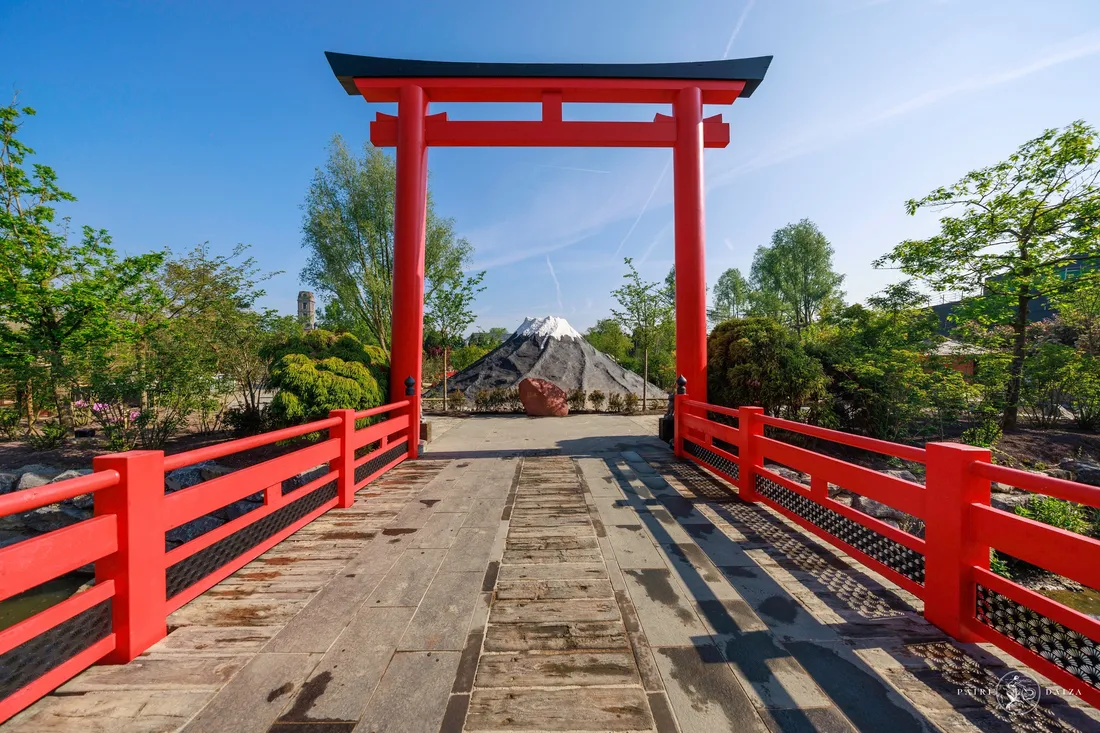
[46,351,73,430]
[443,347,449,413]
[642,346,648,412]
[1002,290,1031,431]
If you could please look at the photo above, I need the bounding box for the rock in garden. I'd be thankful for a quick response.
[1060,459,1100,487]
[199,464,234,482]
[851,495,909,522]
[1043,469,1073,481]
[282,465,329,494]
[991,492,1032,513]
[50,469,93,484]
[518,378,569,417]
[764,464,809,486]
[165,461,224,492]
[16,472,53,491]
[18,504,83,534]
[14,464,63,480]
[165,515,225,548]
[883,469,923,485]
[0,472,18,494]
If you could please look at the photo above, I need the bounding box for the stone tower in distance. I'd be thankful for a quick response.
[297,291,316,331]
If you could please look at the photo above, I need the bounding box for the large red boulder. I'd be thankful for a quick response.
[518,378,569,417]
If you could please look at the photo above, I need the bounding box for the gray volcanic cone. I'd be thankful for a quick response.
[438,316,665,399]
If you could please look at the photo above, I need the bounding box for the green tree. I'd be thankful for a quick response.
[750,219,845,334]
[266,330,387,423]
[709,267,750,324]
[707,317,826,417]
[0,104,164,430]
[468,327,509,349]
[807,293,974,441]
[300,136,473,354]
[611,258,673,408]
[875,121,1100,429]
[424,271,485,411]
[584,319,632,363]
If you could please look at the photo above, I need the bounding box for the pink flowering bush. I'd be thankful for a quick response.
[91,401,142,451]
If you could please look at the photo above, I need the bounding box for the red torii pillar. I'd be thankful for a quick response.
[327,53,772,458]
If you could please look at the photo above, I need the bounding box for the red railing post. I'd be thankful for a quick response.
[923,442,991,642]
[673,375,687,458]
[92,450,166,663]
[737,406,764,502]
[330,409,358,509]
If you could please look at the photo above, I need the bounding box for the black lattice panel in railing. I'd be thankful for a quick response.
[166,480,338,599]
[355,443,407,486]
[0,599,112,701]
[754,474,926,585]
[976,585,1100,691]
[684,439,740,482]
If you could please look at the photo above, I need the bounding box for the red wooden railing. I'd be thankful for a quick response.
[675,393,1100,709]
[0,399,412,724]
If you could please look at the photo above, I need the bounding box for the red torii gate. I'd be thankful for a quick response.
[326,53,771,456]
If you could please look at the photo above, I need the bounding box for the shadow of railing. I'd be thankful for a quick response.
[578,440,1097,733]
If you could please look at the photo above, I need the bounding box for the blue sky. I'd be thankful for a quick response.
[3,0,1100,333]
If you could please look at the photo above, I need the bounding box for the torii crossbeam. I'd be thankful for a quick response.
[327,53,772,456]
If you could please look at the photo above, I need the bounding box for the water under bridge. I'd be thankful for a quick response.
[2,410,1099,733]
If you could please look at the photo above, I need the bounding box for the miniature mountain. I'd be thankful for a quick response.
[437,316,665,399]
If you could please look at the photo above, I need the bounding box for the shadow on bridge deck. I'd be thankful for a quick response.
[5,415,1098,733]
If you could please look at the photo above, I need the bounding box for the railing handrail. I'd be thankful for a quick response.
[163,416,342,471]
[0,469,120,517]
[676,395,1100,710]
[974,460,1100,507]
[355,399,410,420]
[0,400,418,725]
[759,413,927,463]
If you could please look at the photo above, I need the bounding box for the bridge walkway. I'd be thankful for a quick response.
[4,416,1098,733]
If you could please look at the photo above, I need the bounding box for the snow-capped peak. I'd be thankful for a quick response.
[513,316,583,345]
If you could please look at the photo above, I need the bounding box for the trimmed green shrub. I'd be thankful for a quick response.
[589,390,605,412]
[708,317,825,417]
[269,353,384,423]
[567,389,587,412]
[607,393,625,412]
[623,393,639,414]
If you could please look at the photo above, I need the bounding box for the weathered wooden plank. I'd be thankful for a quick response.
[502,548,603,564]
[475,651,640,688]
[496,563,608,582]
[483,621,630,652]
[494,579,615,601]
[465,687,652,731]
[490,598,621,624]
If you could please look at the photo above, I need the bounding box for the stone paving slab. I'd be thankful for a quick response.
[10,416,1100,733]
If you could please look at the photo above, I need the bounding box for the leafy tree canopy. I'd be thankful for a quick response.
[300,137,474,355]
[874,120,1100,428]
[749,219,845,334]
[707,316,826,417]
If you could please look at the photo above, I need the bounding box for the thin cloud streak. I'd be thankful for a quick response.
[614,158,670,256]
[709,29,1100,190]
[536,164,612,174]
[723,0,757,58]
[546,255,564,313]
[639,221,674,265]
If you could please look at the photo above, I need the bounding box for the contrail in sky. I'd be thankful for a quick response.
[617,1,755,259]
[723,0,756,58]
[613,159,670,257]
[537,164,612,174]
[546,255,564,312]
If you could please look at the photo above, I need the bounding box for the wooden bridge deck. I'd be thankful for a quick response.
[5,416,1098,733]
